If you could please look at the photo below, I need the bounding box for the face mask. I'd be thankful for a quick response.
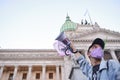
[90,47,104,59]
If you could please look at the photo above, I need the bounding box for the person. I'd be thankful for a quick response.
[71,38,120,80]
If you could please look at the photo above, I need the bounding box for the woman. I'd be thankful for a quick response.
[72,38,120,80]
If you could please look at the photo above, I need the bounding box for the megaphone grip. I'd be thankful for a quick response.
[67,44,78,53]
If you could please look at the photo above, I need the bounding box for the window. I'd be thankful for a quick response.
[36,73,40,79]
[49,73,53,79]
[22,73,27,79]
[8,73,13,80]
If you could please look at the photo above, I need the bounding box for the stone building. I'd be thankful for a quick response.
[0,16,120,80]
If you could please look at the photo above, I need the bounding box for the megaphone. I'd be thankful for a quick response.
[54,32,78,56]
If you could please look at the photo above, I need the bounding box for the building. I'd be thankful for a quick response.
[0,15,120,80]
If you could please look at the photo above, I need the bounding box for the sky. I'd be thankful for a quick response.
[0,0,120,49]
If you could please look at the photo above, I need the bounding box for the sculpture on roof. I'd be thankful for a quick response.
[81,19,89,25]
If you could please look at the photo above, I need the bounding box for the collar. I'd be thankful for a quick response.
[99,60,108,71]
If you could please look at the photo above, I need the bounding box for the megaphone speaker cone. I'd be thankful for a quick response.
[55,32,70,45]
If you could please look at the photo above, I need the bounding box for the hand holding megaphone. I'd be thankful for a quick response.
[53,32,79,56]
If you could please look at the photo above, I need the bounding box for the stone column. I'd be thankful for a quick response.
[13,65,18,80]
[61,65,64,80]
[27,65,32,80]
[0,66,4,79]
[42,64,46,80]
[110,49,119,62]
[56,65,60,80]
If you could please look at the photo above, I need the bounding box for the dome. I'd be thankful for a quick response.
[60,15,77,32]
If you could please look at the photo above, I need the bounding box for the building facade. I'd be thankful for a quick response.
[0,16,120,80]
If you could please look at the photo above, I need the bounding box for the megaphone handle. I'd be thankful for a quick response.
[64,44,79,56]
[65,47,70,56]
[67,44,78,53]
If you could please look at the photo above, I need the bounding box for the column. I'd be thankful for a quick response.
[27,65,32,80]
[56,65,60,80]
[61,65,64,80]
[110,49,119,62]
[13,65,18,80]
[42,64,46,80]
[0,66,4,79]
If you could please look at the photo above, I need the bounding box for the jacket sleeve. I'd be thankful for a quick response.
[116,66,120,80]
[114,61,120,80]
[76,55,91,77]
[109,60,120,80]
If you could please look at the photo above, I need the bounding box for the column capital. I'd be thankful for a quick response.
[0,65,4,68]
[109,49,119,62]
[109,48,115,51]
[28,65,32,71]
[109,49,116,53]
[28,65,33,68]
[14,65,19,68]
[61,64,64,67]
[0,64,4,67]
[56,64,60,67]
[42,64,46,67]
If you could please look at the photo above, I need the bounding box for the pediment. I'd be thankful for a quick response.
[71,28,120,41]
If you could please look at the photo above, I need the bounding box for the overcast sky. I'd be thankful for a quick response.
[0,0,120,49]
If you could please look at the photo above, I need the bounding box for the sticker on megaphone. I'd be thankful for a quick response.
[53,40,72,56]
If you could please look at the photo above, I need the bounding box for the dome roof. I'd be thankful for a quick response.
[60,15,77,32]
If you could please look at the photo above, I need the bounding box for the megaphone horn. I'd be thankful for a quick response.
[55,31,79,55]
[55,32,70,45]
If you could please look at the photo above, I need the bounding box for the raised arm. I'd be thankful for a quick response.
[70,43,91,77]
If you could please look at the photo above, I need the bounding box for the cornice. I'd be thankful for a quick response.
[99,28,120,36]
[0,49,64,60]
[0,52,63,60]
[0,49,56,52]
